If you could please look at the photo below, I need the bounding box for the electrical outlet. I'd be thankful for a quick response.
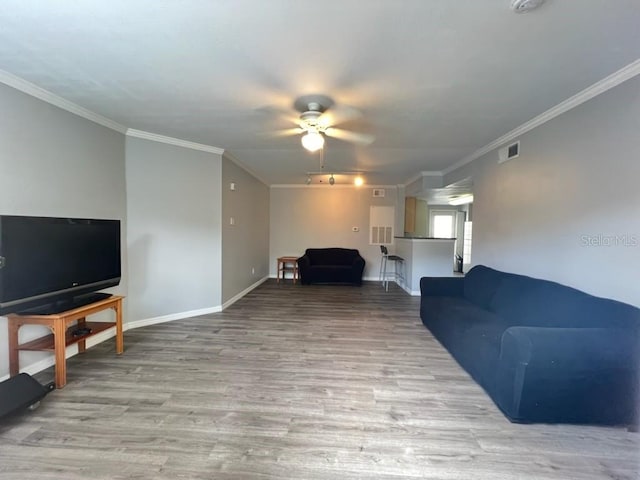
[251,267,255,275]
[230,217,235,226]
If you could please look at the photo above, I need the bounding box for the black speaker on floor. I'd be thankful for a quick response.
[0,373,55,420]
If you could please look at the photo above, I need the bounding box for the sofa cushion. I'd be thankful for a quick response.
[422,296,509,391]
[463,265,504,309]
[488,273,580,327]
[580,296,640,330]
[307,265,353,280]
[305,248,359,266]
[490,272,640,329]
[421,296,505,346]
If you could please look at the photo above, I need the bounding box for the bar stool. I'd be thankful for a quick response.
[379,245,404,291]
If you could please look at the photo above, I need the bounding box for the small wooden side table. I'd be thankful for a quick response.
[277,256,299,283]
[7,295,124,388]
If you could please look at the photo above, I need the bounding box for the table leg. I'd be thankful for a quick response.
[53,318,67,388]
[77,317,87,353]
[115,299,124,354]
[8,321,21,376]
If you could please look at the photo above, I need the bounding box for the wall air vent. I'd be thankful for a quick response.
[372,188,385,198]
[498,141,520,164]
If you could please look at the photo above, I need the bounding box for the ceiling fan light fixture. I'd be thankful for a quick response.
[354,176,364,187]
[301,131,325,152]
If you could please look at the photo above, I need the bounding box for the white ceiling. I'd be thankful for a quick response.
[1,0,639,186]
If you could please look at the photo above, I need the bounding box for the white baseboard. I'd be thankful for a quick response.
[375,280,419,296]
[125,305,222,331]
[0,279,269,382]
[267,274,414,292]
[403,285,421,296]
[221,276,268,310]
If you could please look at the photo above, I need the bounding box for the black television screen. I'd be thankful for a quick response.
[0,215,121,315]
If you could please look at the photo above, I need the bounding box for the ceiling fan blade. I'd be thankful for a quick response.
[259,127,304,138]
[318,104,362,128]
[325,127,374,146]
[256,105,299,122]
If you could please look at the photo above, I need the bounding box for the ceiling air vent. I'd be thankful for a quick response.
[511,0,546,13]
[498,141,520,164]
[372,188,385,198]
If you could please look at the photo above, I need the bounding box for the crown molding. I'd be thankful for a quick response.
[0,69,227,155]
[402,170,443,187]
[126,129,225,155]
[222,151,270,186]
[443,58,640,175]
[0,69,127,133]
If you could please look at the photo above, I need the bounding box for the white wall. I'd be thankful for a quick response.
[445,75,640,307]
[270,186,399,280]
[125,137,222,321]
[221,154,270,303]
[0,84,127,377]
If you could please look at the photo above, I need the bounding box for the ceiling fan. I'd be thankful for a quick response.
[265,94,375,152]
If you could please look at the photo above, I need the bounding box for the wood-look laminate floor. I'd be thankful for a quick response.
[1,280,639,479]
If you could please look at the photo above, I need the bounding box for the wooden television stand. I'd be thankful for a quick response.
[7,295,124,389]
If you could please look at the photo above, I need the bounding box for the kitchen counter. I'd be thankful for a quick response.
[395,236,457,240]
[394,237,456,295]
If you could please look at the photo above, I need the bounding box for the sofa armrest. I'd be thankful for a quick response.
[501,326,637,369]
[420,276,464,297]
[297,255,311,268]
[497,326,639,423]
[352,255,365,269]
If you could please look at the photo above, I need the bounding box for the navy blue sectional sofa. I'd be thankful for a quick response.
[297,248,365,286]
[420,265,640,425]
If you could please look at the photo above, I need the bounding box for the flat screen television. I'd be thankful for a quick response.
[0,215,121,315]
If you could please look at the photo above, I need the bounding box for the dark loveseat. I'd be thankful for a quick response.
[420,265,640,425]
[297,248,365,286]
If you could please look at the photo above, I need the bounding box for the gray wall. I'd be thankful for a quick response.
[270,186,398,279]
[126,137,222,321]
[446,75,640,307]
[0,84,127,377]
[221,155,270,303]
